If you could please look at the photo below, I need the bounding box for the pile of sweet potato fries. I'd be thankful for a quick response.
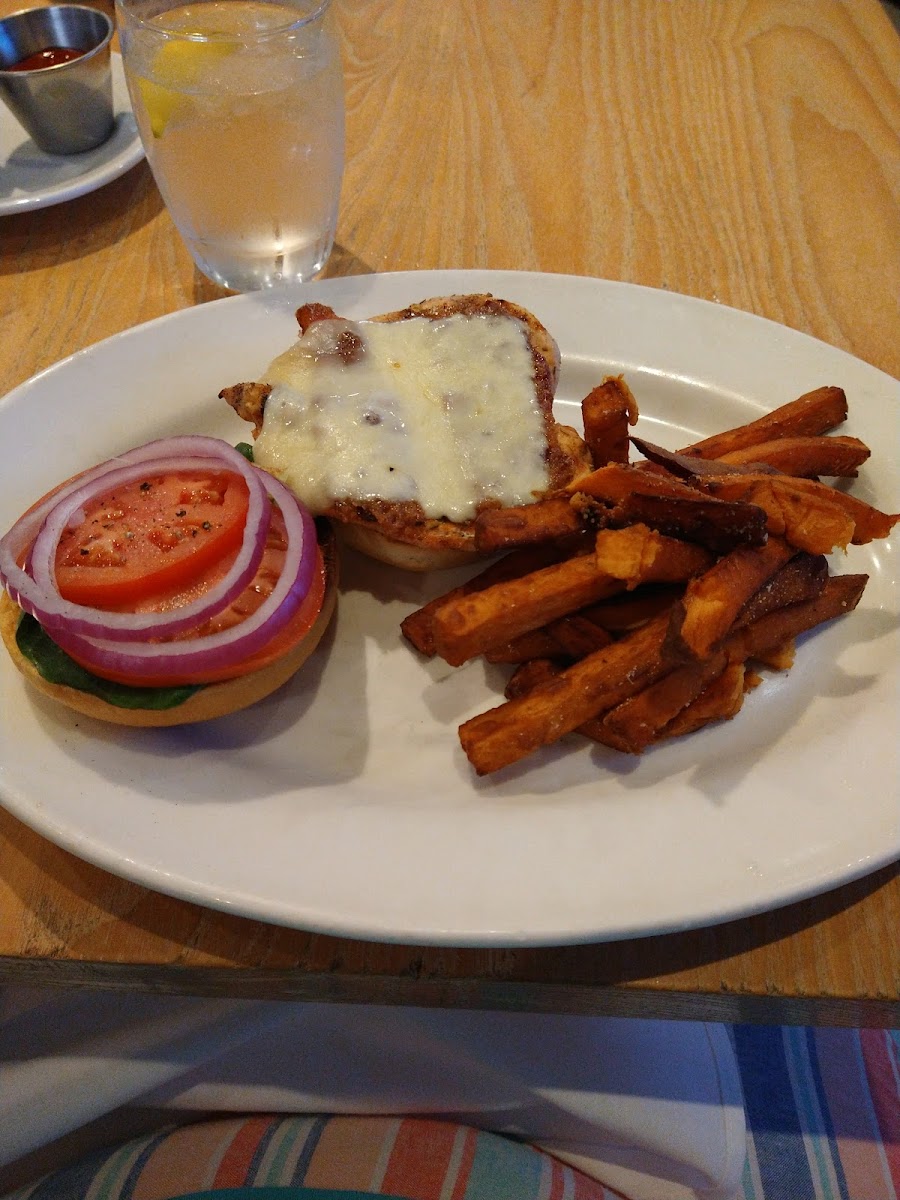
[401,380,898,776]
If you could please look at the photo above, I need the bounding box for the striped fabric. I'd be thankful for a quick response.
[732,1025,900,1200]
[6,1119,618,1200]
[4,1024,898,1200]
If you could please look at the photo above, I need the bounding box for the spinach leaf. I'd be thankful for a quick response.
[16,614,202,711]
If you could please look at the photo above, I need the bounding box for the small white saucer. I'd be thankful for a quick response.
[0,53,144,215]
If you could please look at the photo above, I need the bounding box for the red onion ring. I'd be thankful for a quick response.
[30,455,268,641]
[50,475,317,681]
[0,438,270,643]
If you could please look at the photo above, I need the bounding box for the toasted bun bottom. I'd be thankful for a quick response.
[0,529,338,728]
[336,522,484,572]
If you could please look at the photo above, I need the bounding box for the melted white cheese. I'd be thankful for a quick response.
[252,313,549,522]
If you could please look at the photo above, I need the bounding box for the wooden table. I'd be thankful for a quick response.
[1,0,898,1028]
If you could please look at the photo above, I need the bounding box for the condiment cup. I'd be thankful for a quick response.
[0,5,115,154]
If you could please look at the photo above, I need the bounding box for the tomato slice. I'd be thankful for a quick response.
[180,548,325,685]
[62,505,325,687]
[54,470,250,608]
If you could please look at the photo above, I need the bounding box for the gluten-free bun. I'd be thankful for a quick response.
[0,528,338,728]
[222,294,593,572]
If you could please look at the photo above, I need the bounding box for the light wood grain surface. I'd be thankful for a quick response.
[1,0,898,1024]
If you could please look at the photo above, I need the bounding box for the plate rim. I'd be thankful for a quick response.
[6,266,897,395]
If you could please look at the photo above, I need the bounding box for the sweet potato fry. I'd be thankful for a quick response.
[752,640,796,670]
[543,614,613,659]
[700,475,857,553]
[458,611,682,774]
[499,572,865,767]
[486,613,612,664]
[504,659,633,750]
[584,628,799,751]
[400,602,448,657]
[631,437,774,479]
[719,435,870,477]
[599,650,729,753]
[508,652,710,753]
[672,537,796,659]
[473,497,582,552]
[432,526,710,666]
[569,462,704,502]
[504,657,562,700]
[581,376,638,466]
[728,573,868,663]
[403,373,888,777]
[461,572,867,772]
[486,628,568,664]
[776,478,899,544]
[735,554,828,626]
[488,586,684,663]
[672,552,826,665]
[661,662,746,739]
[680,386,848,459]
[431,554,626,667]
[575,717,635,753]
[401,542,576,656]
[676,561,854,686]
[604,491,768,553]
[594,523,712,586]
[580,584,684,632]
[571,462,769,551]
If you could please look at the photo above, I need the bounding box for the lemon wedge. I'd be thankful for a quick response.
[138,38,235,137]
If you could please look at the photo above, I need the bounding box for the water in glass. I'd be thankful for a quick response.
[119,0,344,291]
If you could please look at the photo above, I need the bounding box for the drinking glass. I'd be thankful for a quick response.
[116,0,344,291]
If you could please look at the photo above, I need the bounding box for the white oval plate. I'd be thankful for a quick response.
[0,54,144,215]
[0,270,897,945]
